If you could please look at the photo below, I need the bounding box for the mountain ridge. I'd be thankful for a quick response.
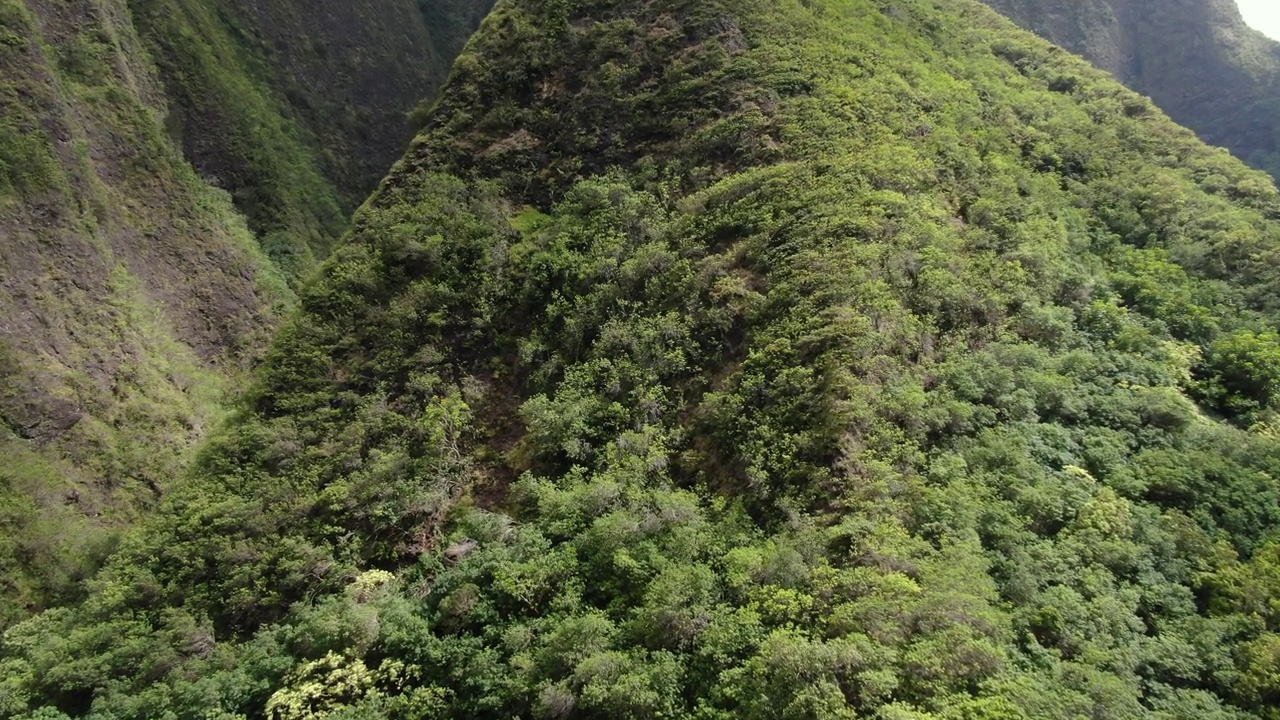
[6,0,1280,717]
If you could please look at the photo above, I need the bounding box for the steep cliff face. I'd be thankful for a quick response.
[200,0,472,200]
[129,0,496,276]
[0,0,492,623]
[0,0,290,623]
[984,0,1280,179]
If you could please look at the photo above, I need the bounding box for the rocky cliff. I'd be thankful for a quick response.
[985,0,1280,179]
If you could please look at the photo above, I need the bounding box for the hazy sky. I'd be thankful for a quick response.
[1238,0,1280,40]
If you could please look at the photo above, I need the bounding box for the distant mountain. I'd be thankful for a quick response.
[984,0,1280,180]
[0,0,491,624]
[7,0,1280,717]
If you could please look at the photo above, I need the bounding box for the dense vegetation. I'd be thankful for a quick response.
[983,0,1280,182]
[0,0,490,625]
[8,0,1280,717]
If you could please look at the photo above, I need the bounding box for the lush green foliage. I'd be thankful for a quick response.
[7,0,1280,717]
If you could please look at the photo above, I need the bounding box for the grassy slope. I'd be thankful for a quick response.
[0,0,492,626]
[983,0,1280,181]
[8,0,1280,717]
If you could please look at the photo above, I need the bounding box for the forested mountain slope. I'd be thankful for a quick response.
[7,0,1280,717]
[983,0,1280,180]
[0,0,490,625]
